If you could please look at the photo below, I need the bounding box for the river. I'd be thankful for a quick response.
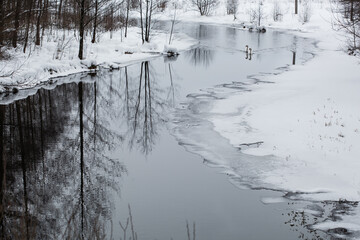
[0,22,328,239]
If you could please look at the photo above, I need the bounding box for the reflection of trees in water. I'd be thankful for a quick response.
[0,79,126,239]
[0,88,77,239]
[124,62,170,154]
[197,24,212,40]
[226,26,237,37]
[64,81,126,239]
[0,59,176,238]
[163,56,180,108]
[166,63,176,108]
[185,47,215,67]
[291,35,298,65]
[131,62,155,154]
[85,61,175,155]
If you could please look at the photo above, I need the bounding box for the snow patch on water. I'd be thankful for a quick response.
[261,197,286,204]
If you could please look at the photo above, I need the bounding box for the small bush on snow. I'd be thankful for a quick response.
[164,44,178,53]
[227,0,239,15]
[272,1,283,22]
[247,1,266,26]
[81,59,97,69]
[299,0,312,23]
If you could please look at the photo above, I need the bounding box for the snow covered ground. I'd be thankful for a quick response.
[0,27,197,93]
[208,46,360,236]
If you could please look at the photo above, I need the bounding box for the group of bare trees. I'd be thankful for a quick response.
[332,0,360,53]
[0,0,175,60]
[192,0,219,16]
[0,0,127,57]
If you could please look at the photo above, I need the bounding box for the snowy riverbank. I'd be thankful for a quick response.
[0,27,197,93]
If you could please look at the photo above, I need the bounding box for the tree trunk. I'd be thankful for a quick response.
[12,0,21,48]
[58,0,63,27]
[145,0,149,42]
[147,0,153,42]
[35,0,43,46]
[140,0,144,43]
[78,0,85,59]
[41,0,49,41]
[92,0,98,43]
[24,0,34,53]
[125,0,130,38]
[110,7,114,39]
[0,0,4,46]
[169,8,176,44]
[295,0,298,14]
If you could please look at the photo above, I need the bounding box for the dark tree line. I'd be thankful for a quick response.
[0,0,137,59]
[0,0,171,60]
[0,86,78,239]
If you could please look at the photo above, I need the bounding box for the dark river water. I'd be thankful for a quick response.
[0,23,329,239]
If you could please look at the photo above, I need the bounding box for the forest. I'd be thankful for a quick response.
[0,0,170,60]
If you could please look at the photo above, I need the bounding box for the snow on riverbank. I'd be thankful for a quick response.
[160,0,330,30]
[230,45,360,238]
[0,27,197,93]
[210,45,360,200]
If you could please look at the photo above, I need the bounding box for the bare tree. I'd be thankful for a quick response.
[332,0,360,53]
[12,0,22,48]
[78,0,86,59]
[0,0,126,58]
[272,1,283,22]
[249,1,265,26]
[23,0,34,53]
[191,0,219,16]
[35,0,43,46]
[0,0,3,48]
[139,0,159,43]
[125,0,131,37]
[227,0,238,19]
[168,3,177,44]
[299,0,312,23]
[92,0,99,43]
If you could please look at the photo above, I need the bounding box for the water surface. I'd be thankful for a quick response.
[0,23,327,239]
